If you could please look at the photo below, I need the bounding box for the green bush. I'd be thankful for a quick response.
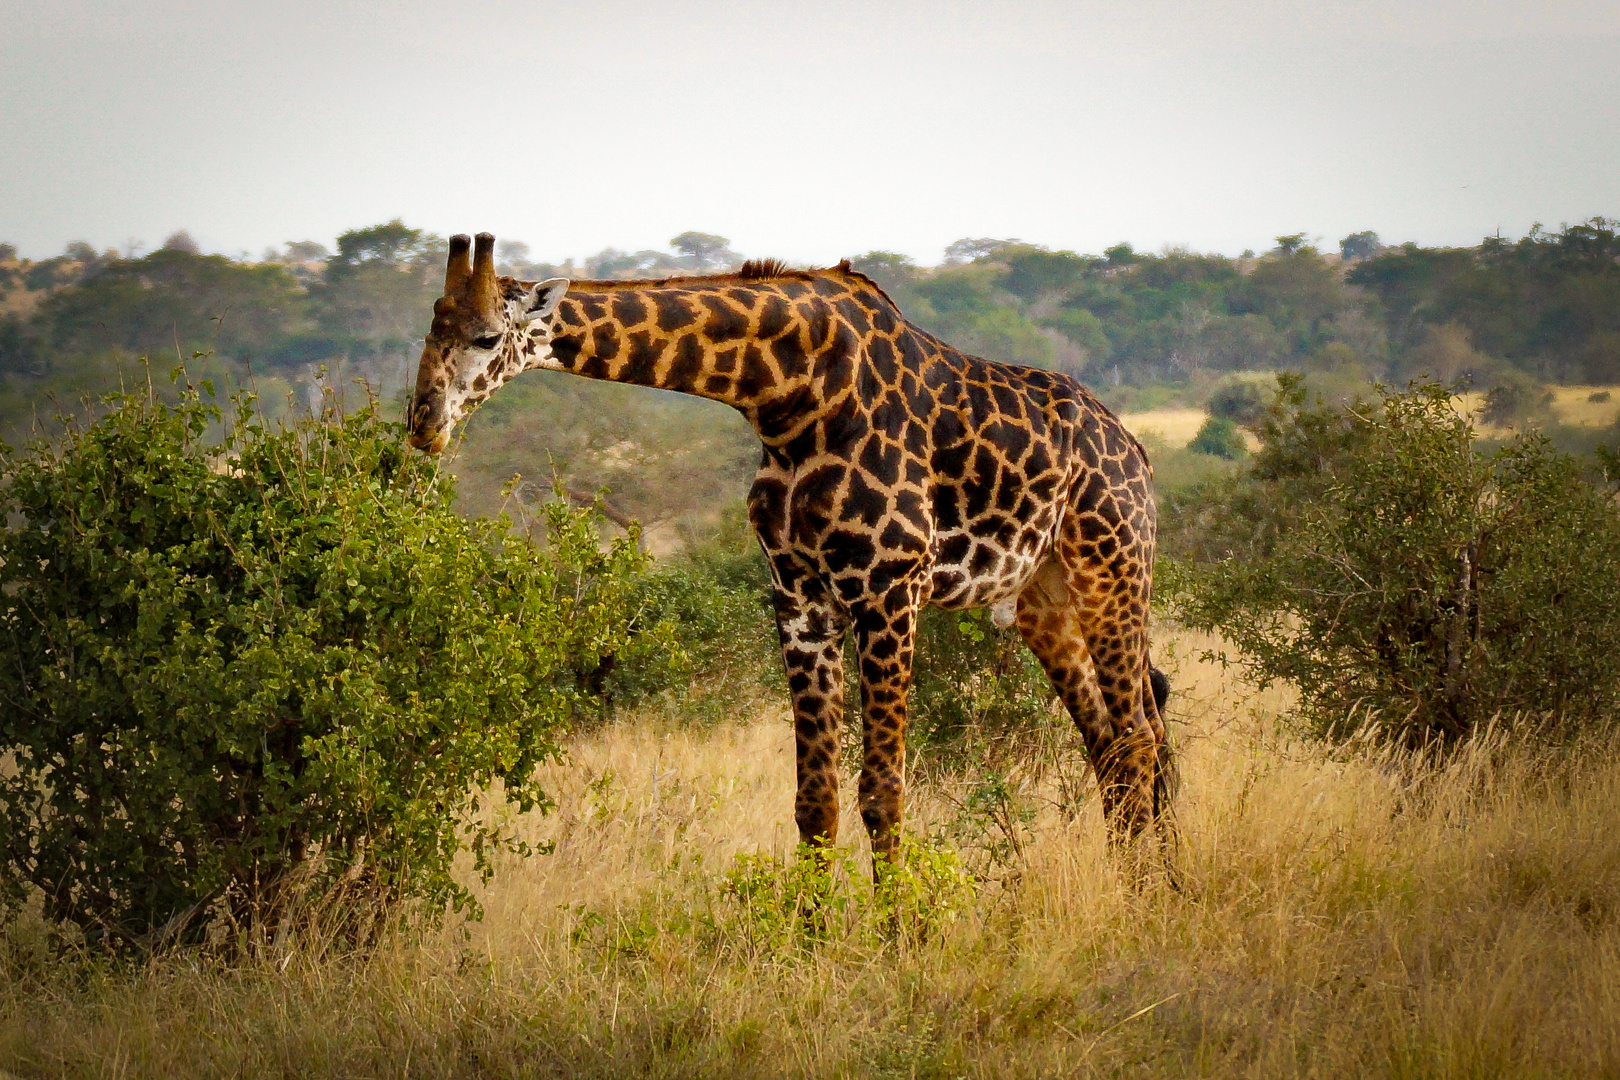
[1164,378,1620,746]
[897,608,1062,762]
[1187,415,1249,459]
[0,376,661,948]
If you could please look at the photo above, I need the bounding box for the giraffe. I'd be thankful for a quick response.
[409,233,1173,866]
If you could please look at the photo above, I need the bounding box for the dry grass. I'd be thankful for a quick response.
[3,629,1618,1078]
[1118,408,1209,448]
[1453,385,1620,436]
[1548,385,1620,428]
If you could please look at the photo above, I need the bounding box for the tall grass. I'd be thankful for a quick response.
[3,629,1617,1078]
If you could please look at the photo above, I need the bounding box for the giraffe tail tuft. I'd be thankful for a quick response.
[1149,666,1170,717]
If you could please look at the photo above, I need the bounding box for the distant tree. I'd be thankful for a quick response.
[1273,233,1309,256]
[914,264,1003,315]
[283,240,329,263]
[327,219,436,272]
[944,237,1019,265]
[1039,307,1111,360]
[850,251,919,282]
[1402,323,1497,385]
[999,246,1091,301]
[1196,314,1288,371]
[669,231,740,272]
[1207,380,1267,427]
[24,256,90,293]
[309,221,445,392]
[1481,370,1554,427]
[0,244,16,262]
[162,230,200,255]
[583,248,683,279]
[497,239,531,265]
[849,251,925,313]
[1232,243,1345,354]
[1340,230,1381,261]
[1103,242,1139,267]
[28,248,310,371]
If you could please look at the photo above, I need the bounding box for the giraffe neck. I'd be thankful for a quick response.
[535,276,846,439]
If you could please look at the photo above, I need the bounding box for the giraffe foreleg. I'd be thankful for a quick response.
[852,583,922,867]
[771,588,849,850]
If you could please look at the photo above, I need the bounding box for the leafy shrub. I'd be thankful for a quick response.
[1188,415,1249,459]
[895,609,1063,763]
[1590,390,1612,403]
[0,377,660,948]
[1164,378,1620,746]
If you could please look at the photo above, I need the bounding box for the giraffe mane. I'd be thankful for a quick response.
[541,258,904,312]
[737,258,793,280]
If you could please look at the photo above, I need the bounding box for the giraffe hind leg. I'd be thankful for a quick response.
[1013,559,1149,837]
[1016,554,1163,846]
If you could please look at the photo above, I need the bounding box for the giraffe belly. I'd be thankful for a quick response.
[928,528,1048,613]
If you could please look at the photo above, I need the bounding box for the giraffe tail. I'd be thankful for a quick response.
[1146,663,1178,824]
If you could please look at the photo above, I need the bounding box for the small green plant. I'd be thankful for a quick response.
[719,838,975,953]
[0,374,664,949]
[947,770,1039,876]
[870,836,979,944]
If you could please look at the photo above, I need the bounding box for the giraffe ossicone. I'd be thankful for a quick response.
[410,232,1176,869]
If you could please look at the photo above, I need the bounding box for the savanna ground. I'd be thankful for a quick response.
[4,628,1616,1079]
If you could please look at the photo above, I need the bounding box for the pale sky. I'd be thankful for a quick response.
[3,0,1618,265]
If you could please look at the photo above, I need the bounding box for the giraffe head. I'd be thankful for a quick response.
[407,232,569,453]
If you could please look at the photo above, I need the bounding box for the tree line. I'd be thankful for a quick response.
[4,220,1617,403]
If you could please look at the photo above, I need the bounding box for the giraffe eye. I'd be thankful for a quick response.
[472,333,500,350]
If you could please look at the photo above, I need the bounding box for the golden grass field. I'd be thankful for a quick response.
[3,628,1618,1078]
[1118,409,1210,448]
[1127,386,1620,451]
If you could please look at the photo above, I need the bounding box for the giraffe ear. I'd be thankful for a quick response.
[519,278,570,324]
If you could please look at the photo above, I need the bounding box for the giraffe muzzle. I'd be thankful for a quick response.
[407,425,451,454]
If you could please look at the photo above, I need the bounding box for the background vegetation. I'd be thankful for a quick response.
[1163,377,1620,746]
[5,219,1619,530]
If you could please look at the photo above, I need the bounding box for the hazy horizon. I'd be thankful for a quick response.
[3,0,1617,265]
